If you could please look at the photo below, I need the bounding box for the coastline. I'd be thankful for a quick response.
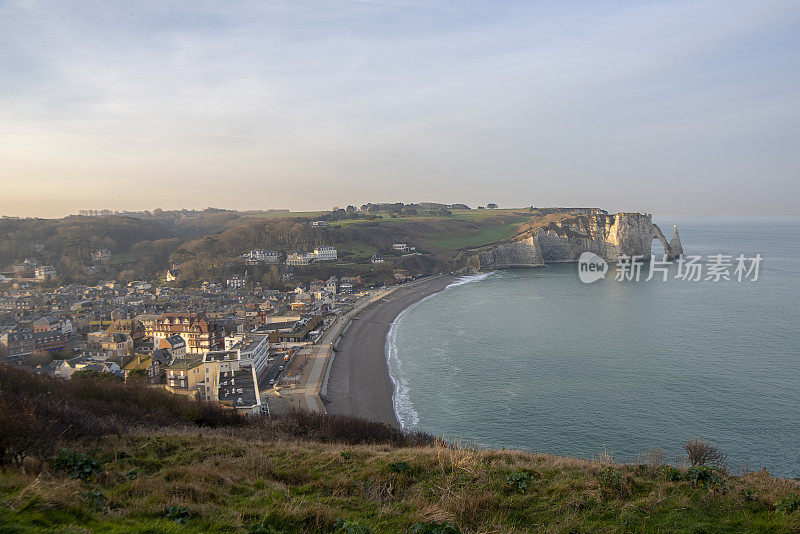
[324,275,456,427]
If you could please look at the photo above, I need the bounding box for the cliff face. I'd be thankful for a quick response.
[470,209,682,270]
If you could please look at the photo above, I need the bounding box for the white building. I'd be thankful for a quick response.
[286,251,309,266]
[313,246,338,261]
[34,266,57,281]
[227,274,246,289]
[245,249,280,264]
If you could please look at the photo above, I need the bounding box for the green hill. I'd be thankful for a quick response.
[2,365,799,533]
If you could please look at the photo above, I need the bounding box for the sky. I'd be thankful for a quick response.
[1,0,798,218]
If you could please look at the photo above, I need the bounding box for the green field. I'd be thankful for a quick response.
[419,218,529,253]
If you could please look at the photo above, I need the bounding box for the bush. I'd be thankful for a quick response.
[332,518,371,533]
[387,461,412,475]
[660,465,683,482]
[685,465,722,489]
[49,449,103,480]
[164,505,190,524]
[597,467,631,498]
[775,493,800,514]
[506,470,538,493]
[683,437,726,468]
[412,521,461,534]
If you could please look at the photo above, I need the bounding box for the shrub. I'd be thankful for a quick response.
[332,518,371,533]
[340,450,352,461]
[683,437,726,468]
[164,505,190,524]
[388,461,412,475]
[49,449,103,480]
[685,465,722,489]
[597,466,631,498]
[505,469,538,493]
[660,465,683,482]
[248,526,285,534]
[775,494,800,514]
[412,521,461,534]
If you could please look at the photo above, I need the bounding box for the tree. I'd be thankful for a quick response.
[487,203,498,209]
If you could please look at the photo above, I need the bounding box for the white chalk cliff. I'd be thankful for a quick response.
[468,209,683,270]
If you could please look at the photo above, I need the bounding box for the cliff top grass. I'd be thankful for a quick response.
[2,364,800,533]
[3,432,800,533]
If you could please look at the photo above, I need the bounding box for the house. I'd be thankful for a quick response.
[34,266,57,281]
[227,274,246,289]
[313,246,337,261]
[325,276,338,294]
[286,251,309,266]
[165,269,180,282]
[123,355,152,381]
[0,330,34,355]
[310,220,328,228]
[158,334,187,359]
[244,249,280,264]
[339,282,354,294]
[33,316,61,333]
[91,249,111,263]
[392,243,415,253]
[106,318,145,341]
[150,313,223,355]
[165,359,204,398]
[371,253,385,264]
[149,348,172,383]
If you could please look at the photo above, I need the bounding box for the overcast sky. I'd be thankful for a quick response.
[1,0,798,218]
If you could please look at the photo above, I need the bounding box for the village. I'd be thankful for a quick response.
[0,228,421,416]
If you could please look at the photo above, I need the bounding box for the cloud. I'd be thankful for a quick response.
[1,0,799,216]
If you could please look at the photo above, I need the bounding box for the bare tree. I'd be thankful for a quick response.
[684,437,726,468]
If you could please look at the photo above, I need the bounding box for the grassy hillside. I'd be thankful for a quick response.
[2,365,800,533]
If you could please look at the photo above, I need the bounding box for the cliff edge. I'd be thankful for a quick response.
[468,208,682,270]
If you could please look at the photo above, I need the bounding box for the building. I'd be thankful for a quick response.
[371,253,384,264]
[244,249,280,264]
[325,276,338,294]
[286,251,310,266]
[310,220,328,228]
[227,274,246,289]
[150,313,223,355]
[339,282,353,294]
[165,359,204,397]
[165,269,180,282]
[392,243,415,253]
[107,318,145,341]
[0,330,34,355]
[313,246,338,261]
[202,350,262,415]
[158,334,187,359]
[394,269,412,281]
[34,266,57,281]
[33,316,62,333]
[91,249,111,263]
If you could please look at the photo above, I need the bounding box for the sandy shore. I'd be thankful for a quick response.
[324,275,456,427]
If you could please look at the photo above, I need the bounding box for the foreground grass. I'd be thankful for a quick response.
[2,432,799,533]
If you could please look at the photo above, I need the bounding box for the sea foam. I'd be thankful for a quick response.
[387,272,494,428]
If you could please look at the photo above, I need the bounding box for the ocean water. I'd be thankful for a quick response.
[388,217,800,476]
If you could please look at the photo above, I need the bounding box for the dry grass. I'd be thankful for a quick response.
[2,431,800,532]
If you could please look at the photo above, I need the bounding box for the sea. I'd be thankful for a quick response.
[387,217,800,477]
